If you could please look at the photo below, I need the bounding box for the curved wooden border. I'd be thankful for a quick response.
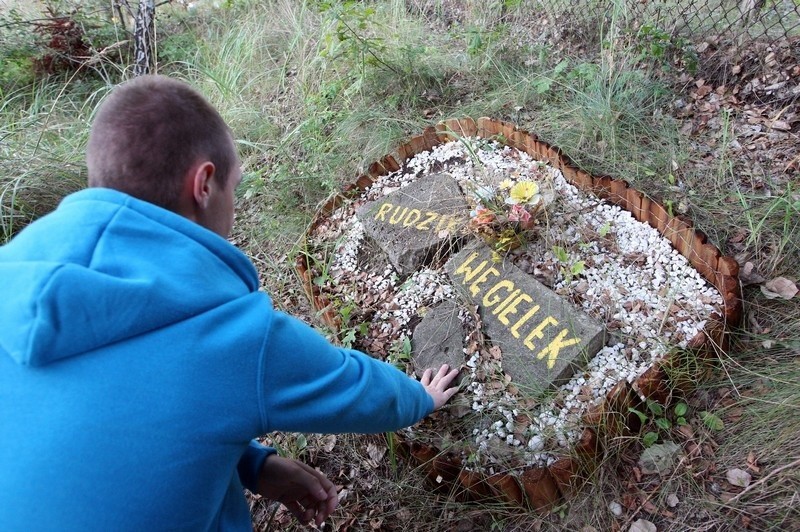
[295,117,743,512]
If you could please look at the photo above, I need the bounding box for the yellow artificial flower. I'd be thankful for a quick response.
[508,180,539,204]
[499,178,514,190]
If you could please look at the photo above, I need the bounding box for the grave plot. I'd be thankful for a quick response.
[298,117,741,512]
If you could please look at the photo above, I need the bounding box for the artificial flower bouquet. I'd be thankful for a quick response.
[466,176,555,254]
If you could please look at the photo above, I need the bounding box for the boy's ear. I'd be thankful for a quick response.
[190,161,217,210]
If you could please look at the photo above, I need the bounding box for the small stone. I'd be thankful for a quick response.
[726,468,752,488]
[666,493,679,508]
[528,435,545,452]
[629,518,657,532]
[608,500,623,517]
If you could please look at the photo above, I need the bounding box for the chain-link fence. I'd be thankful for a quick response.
[409,0,800,52]
[538,0,800,44]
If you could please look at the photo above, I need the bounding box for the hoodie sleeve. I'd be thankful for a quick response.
[237,440,277,493]
[257,309,434,435]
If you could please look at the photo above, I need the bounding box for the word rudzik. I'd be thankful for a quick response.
[372,202,466,235]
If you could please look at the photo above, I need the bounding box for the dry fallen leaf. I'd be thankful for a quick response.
[489,345,502,360]
[449,404,472,418]
[677,424,695,439]
[761,277,798,299]
[725,407,744,423]
[366,443,386,466]
[739,261,766,285]
[321,434,337,453]
[770,120,791,131]
[642,499,658,514]
[747,451,761,473]
[726,468,752,488]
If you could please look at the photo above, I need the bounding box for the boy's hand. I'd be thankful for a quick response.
[257,455,338,527]
[421,364,460,410]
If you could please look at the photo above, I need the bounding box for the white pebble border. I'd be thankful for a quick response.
[308,138,723,472]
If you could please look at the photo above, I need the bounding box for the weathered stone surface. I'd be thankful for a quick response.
[411,299,464,379]
[445,244,604,392]
[357,173,469,275]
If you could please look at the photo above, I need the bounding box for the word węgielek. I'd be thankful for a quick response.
[451,251,581,369]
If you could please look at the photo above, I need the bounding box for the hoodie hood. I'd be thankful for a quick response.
[0,188,259,366]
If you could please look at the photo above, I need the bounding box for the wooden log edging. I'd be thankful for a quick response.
[295,117,743,512]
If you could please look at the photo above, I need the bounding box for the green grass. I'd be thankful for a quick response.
[0,79,109,242]
[2,0,799,530]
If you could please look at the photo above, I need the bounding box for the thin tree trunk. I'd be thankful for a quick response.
[133,0,155,76]
[114,0,133,31]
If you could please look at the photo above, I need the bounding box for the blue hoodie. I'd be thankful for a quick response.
[0,188,433,531]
